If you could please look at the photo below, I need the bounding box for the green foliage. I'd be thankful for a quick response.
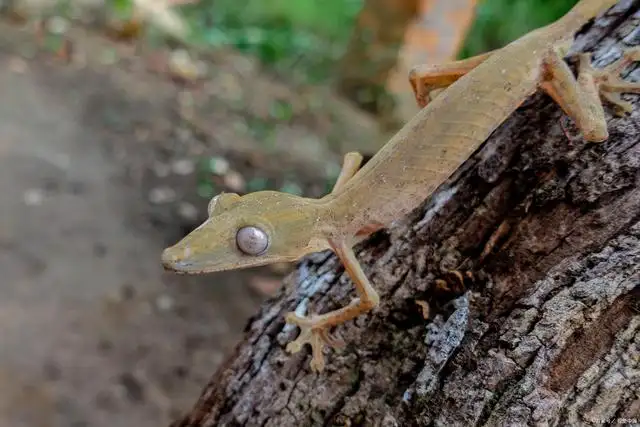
[108,0,135,20]
[176,0,362,83]
[53,0,581,86]
[459,0,578,58]
[173,0,580,84]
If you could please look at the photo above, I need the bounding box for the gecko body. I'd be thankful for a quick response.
[163,0,640,371]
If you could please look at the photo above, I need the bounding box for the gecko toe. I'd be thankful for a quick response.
[589,47,640,116]
[284,312,343,372]
[602,47,640,75]
[601,91,633,116]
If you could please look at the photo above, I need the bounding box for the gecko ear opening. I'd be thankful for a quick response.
[207,192,241,217]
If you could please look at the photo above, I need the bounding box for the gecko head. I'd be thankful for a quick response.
[161,191,326,274]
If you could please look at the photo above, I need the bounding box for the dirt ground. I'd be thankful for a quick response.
[0,20,381,427]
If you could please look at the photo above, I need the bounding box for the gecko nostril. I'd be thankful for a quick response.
[162,246,185,264]
[161,248,175,264]
[161,244,195,267]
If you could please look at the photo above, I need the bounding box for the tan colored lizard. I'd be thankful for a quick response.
[162,0,640,372]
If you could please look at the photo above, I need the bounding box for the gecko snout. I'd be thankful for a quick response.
[161,245,194,272]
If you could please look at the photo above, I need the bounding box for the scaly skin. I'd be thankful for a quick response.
[326,0,622,233]
[163,0,640,372]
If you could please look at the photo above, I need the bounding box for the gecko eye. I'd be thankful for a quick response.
[236,226,269,255]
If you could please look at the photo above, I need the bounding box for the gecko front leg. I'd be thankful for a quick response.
[331,151,385,243]
[285,239,380,372]
[540,46,640,142]
[331,151,363,194]
[285,151,381,372]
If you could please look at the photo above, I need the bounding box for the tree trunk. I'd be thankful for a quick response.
[335,0,420,120]
[388,0,478,125]
[172,2,640,426]
[335,0,478,131]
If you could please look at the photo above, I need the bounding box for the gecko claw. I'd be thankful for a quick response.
[285,312,344,372]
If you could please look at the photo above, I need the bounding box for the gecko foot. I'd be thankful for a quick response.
[581,47,640,115]
[285,312,345,372]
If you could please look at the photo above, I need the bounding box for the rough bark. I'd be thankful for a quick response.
[173,2,640,426]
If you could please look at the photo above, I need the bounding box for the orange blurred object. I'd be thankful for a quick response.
[389,0,478,120]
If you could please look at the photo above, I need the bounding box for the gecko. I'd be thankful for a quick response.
[162,0,640,372]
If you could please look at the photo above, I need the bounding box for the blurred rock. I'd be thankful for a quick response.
[209,156,229,175]
[153,162,171,178]
[148,186,176,204]
[223,170,245,192]
[177,201,198,222]
[9,56,28,73]
[23,188,45,206]
[155,294,175,312]
[168,49,206,82]
[46,16,69,35]
[171,158,195,175]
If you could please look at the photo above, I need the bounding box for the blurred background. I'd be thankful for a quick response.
[0,0,576,425]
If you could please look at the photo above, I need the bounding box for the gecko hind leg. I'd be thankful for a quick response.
[285,240,380,372]
[408,49,496,108]
[541,46,640,142]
